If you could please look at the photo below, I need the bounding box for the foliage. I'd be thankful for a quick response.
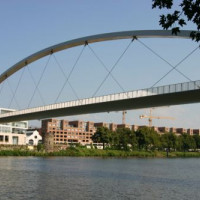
[1,127,200,157]
[160,132,177,151]
[193,134,200,149]
[116,128,132,150]
[152,0,200,42]
[37,143,44,152]
[177,133,196,152]
[91,127,110,149]
[91,126,200,153]
[135,127,160,151]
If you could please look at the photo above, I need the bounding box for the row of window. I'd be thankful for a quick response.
[0,127,11,133]
[0,135,9,142]
[52,132,93,136]
[55,139,89,143]
[55,135,90,139]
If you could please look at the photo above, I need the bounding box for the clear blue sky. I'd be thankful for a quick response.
[0,0,200,128]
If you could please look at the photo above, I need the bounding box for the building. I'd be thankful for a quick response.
[110,123,117,131]
[41,117,200,147]
[187,129,193,135]
[170,127,177,133]
[158,127,170,133]
[131,125,139,132]
[41,119,96,145]
[117,124,131,129]
[193,129,200,135]
[0,108,28,145]
[26,130,42,145]
[94,122,109,129]
[176,128,187,134]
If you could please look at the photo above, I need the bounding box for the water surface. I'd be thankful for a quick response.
[0,157,199,200]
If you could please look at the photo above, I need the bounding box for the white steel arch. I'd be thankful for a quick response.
[0,30,196,84]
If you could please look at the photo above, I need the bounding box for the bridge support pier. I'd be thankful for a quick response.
[42,132,54,153]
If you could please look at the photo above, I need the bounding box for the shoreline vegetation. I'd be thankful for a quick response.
[0,147,200,158]
[1,126,200,158]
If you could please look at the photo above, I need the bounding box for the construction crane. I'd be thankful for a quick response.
[122,110,127,124]
[139,109,175,127]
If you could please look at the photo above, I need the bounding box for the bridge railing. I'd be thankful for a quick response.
[0,80,200,118]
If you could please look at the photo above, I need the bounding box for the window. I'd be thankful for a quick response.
[0,135,3,141]
[12,136,18,145]
[29,139,34,145]
[5,136,9,142]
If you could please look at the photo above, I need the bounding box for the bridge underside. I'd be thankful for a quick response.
[0,89,200,123]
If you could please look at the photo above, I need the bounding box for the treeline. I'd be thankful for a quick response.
[92,126,200,152]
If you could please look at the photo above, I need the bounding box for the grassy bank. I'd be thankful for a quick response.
[1,147,200,158]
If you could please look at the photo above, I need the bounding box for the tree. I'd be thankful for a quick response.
[152,0,200,42]
[136,127,161,151]
[130,130,138,150]
[177,134,196,152]
[193,134,200,150]
[91,127,110,149]
[160,132,177,151]
[108,130,119,149]
[116,128,132,151]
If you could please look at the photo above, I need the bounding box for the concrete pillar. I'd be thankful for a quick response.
[42,132,54,152]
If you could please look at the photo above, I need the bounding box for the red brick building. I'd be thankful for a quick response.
[41,119,200,146]
[42,119,96,145]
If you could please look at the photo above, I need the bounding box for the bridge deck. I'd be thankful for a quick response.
[0,80,200,123]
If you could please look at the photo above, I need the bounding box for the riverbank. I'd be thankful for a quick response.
[0,147,200,158]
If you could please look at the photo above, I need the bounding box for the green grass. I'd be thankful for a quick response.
[1,148,200,158]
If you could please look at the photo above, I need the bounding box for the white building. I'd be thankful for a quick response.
[26,130,42,146]
[0,108,28,145]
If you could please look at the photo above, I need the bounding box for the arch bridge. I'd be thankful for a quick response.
[0,30,199,123]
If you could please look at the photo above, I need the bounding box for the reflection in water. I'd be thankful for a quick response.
[0,157,200,200]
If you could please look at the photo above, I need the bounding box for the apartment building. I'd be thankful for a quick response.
[41,119,96,145]
[41,117,200,147]
[117,124,131,129]
[0,108,28,145]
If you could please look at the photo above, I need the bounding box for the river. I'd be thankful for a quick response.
[0,157,200,200]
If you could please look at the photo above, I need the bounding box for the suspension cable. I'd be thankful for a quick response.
[27,65,45,106]
[151,46,199,87]
[9,66,26,108]
[27,55,51,108]
[87,44,126,93]
[6,79,20,109]
[54,45,85,103]
[136,39,199,86]
[92,39,133,97]
[52,54,79,101]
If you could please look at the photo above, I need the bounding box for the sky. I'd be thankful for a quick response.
[0,0,200,129]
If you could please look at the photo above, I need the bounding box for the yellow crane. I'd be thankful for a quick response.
[139,109,175,127]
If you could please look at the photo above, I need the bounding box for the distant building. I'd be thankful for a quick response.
[41,119,96,145]
[117,124,131,129]
[26,130,42,145]
[40,117,200,147]
[110,123,117,131]
[193,129,200,136]
[187,129,193,135]
[158,127,170,133]
[176,128,187,134]
[131,125,139,132]
[0,108,28,145]
[94,122,109,129]
[152,126,159,132]
[170,127,177,133]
